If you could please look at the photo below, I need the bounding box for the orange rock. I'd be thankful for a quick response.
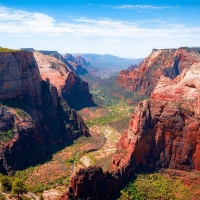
[116,48,200,95]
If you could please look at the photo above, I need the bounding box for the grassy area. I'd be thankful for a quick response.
[0,47,20,53]
[118,173,194,200]
[85,101,133,128]
[0,130,14,144]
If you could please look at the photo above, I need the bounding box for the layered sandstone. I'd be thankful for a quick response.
[116,47,200,95]
[33,52,94,110]
[0,51,89,173]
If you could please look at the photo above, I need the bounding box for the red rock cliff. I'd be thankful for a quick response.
[0,51,89,173]
[116,47,200,95]
[34,52,94,110]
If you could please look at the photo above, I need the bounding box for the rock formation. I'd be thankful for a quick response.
[116,47,200,95]
[64,49,200,200]
[63,54,89,76]
[33,52,94,110]
[127,64,137,71]
[64,167,119,200]
[0,51,89,173]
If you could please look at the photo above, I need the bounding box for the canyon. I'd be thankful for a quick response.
[65,48,200,200]
[1,47,200,200]
[0,50,91,174]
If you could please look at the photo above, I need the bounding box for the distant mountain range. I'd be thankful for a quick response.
[20,49,143,78]
[72,53,143,78]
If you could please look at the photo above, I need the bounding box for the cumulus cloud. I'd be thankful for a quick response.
[0,6,200,57]
[0,6,199,40]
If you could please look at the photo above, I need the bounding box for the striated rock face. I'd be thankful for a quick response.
[33,52,94,110]
[151,62,200,114]
[112,99,200,172]
[65,52,200,200]
[0,51,89,173]
[116,47,200,95]
[65,167,119,200]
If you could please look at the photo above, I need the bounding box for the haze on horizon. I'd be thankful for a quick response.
[0,0,199,58]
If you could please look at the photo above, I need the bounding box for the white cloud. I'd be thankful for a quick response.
[0,6,197,39]
[103,4,179,10]
[0,6,199,58]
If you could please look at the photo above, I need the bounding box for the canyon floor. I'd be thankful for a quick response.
[12,99,133,199]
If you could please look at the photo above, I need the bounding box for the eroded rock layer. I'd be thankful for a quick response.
[0,51,89,173]
[116,47,200,95]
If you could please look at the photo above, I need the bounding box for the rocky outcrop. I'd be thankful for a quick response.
[0,51,89,173]
[116,47,200,95]
[65,167,119,200]
[151,62,200,114]
[127,64,137,71]
[33,52,94,110]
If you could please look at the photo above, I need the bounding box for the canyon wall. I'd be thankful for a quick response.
[33,52,94,110]
[0,51,89,173]
[116,47,200,95]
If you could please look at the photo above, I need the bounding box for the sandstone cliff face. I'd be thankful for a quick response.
[116,48,200,95]
[33,52,94,110]
[0,52,42,102]
[0,51,89,173]
[112,61,200,173]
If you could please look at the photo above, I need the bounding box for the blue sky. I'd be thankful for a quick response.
[0,0,200,58]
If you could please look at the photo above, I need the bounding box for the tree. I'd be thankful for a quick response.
[1,176,12,192]
[39,194,44,200]
[12,179,27,199]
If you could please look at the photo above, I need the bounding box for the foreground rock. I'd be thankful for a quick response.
[0,51,89,173]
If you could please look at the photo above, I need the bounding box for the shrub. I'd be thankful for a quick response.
[119,173,191,200]
[12,179,27,199]
[1,176,12,192]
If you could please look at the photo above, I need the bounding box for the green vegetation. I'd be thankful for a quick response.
[0,130,14,143]
[119,173,192,200]
[85,101,133,128]
[0,176,28,199]
[91,75,148,107]
[0,47,20,53]
[12,178,27,199]
[1,176,12,192]
[0,192,6,200]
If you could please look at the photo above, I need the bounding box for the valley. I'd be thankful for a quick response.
[0,46,200,200]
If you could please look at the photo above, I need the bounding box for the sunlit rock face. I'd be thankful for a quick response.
[116,47,200,95]
[34,52,95,110]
